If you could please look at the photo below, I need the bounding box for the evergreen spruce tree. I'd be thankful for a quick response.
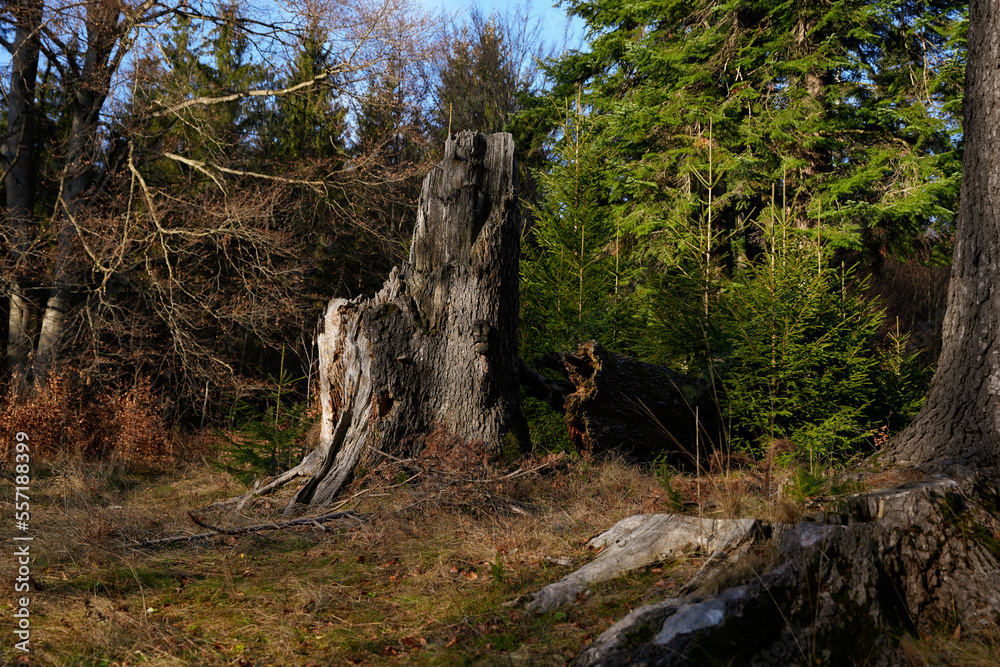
[518,0,954,458]
[269,22,346,165]
[158,4,268,167]
[432,7,545,145]
[521,104,634,365]
[544,0,965,258]
[721,211,882,459]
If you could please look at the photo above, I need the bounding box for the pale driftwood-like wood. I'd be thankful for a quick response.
[271,132,528,510]
[524,514,758,612]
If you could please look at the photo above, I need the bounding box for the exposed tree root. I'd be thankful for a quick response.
[522,514,759,612]
[572,475,1000,666]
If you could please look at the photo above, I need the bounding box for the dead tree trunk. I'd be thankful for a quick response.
[274,132,528,509]
[519,341,715,463]
[558,341,712,464]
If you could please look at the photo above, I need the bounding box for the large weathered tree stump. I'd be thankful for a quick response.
[261,132,528,510]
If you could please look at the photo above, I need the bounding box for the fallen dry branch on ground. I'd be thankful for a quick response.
[372,447,567,486]
[144,449,565,551]
[132,510,364,549]
[215,438,567,514]
[381,463,554,519]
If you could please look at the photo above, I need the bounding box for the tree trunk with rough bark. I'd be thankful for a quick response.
[3,0,43,388]
[32,0,120,384]
[3,0,121,387]
[277,131,529,509]
[562,4,1000,663]
[890,0,1000,472]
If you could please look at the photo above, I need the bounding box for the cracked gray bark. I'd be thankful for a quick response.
[890,0,1000,472]
[278,132,529,509]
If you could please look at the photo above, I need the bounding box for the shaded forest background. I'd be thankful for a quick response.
[1,0,964,471]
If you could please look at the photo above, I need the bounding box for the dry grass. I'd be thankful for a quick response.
[8,418,988,666]
[901,628,1000,666]
[6,440,698,666]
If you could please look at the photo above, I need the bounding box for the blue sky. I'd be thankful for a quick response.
[422,0,585,54]
[0,1,586,104]
[0,2,585,75]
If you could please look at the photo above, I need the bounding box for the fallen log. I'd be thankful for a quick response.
[557,341,713,464]
[132,510,364,549]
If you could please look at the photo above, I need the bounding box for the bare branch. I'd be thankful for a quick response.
[149,67,343,118]
[161,152,228,191]
[187,509,363,535]
[162,152,327,190]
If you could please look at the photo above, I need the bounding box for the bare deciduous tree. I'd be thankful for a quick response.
[2,0,442,417]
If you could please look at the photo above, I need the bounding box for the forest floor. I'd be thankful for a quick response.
[4,437,999,666]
